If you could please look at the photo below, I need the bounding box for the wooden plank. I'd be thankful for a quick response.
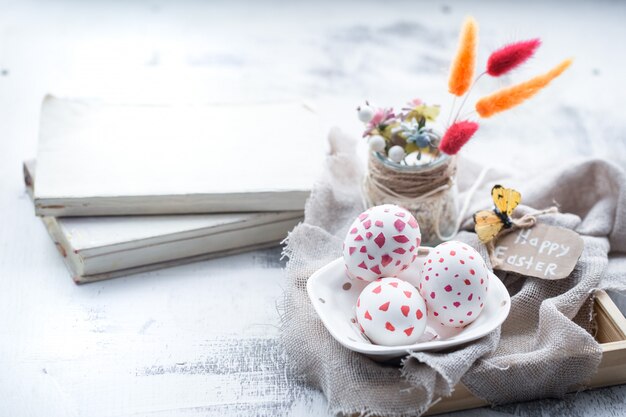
[595,290,626,342]
[594,341,626,389]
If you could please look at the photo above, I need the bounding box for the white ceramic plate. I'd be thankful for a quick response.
[307,248,510,361]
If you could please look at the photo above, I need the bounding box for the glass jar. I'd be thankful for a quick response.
[362,151,459,246]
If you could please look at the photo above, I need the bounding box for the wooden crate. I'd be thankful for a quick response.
[425,290,626,415]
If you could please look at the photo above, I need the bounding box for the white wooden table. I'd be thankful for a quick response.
[1,1,625,415]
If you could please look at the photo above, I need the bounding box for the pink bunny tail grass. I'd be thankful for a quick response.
[487,38,542,77]
[439,121,479,155]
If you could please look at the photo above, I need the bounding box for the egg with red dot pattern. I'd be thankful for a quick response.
[343,204,421,282]
[418,240,489,328]
[355,277,427,346]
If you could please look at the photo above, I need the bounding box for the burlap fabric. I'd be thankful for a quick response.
[280,128,626,416]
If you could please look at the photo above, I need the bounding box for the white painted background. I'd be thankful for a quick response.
[1,1,625,416]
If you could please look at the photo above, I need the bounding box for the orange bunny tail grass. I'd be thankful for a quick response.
[476,58,573,118]
[448,16,479,96]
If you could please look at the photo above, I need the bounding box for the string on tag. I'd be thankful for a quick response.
[486,206,559,268]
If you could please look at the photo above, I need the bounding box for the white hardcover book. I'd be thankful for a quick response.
[24,160,302,284]
[34,96,325,216]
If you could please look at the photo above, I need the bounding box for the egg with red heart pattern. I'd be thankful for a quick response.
[418,240,489,328]
[355,277,427,346]
[343,204,421,282]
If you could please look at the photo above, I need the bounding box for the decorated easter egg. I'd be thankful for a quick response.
[356,277,427,346]
[343,204,421,282]
[418,241,489,328]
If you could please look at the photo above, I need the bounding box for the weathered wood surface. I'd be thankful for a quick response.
[1,0,625,416]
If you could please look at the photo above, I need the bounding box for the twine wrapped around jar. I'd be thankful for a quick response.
[362,152,458,245]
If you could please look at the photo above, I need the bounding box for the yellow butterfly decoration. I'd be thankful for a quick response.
[473,184,522,243]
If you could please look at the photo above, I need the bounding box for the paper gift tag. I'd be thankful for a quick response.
[492,223,584,280]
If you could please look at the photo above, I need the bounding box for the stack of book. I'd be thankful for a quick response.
[26,96,325,283]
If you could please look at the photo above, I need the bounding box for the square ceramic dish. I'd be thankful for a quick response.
[307,247,511,361]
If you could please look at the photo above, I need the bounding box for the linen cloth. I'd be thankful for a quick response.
[280,128,626,416]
